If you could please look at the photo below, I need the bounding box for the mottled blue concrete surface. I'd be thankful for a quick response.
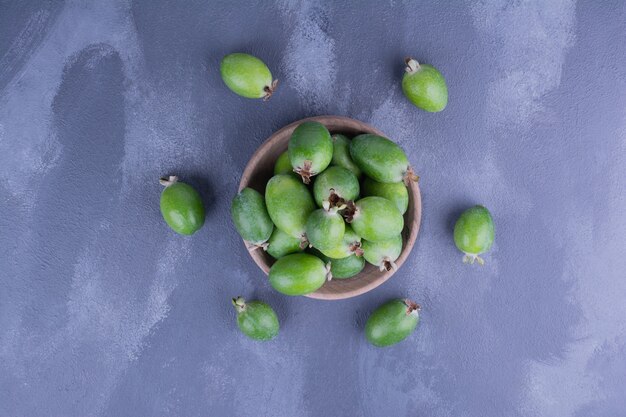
[1,1,625,416]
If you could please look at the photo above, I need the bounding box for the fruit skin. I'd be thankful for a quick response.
[266,228,303,259]
[305,209,345,251]
[362,178,409,214]
[365,299,420,347]
[230,188,274,245]
[313,250,365,279]
[331,134,362,177]
[232,297,279,341]
[220,53,277,100]
[362,235,403,271]
[288,121,333,184]
[312,166,360,208]
[453,205,494,265]
[320,224,362,259]
[274,151,293,175]
[265,174,315,239]
[402,58,447,112]
[347,197,404,242]
[350,134,417,184]
[269,253,329,296]
[159,176,205,235]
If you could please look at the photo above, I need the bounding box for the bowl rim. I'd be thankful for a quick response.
[238,115,422,300]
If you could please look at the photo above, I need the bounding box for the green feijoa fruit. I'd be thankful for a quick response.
[402,58,448,113]
[269,253,330,295]
[265,174,315,240]
[329,254,365,279]
[305,208,345,251]
[331,134,362,177]
[274,151,293,175]
[362,235,403,272]
[220,53,278,100]
[320,224,363,259]
[232,297,279,341]
[288,121,333,184]
[230,188,274,246]
[453,205,495,265]
[365,299,420,347]
[318,252,365,279]
[345,197,403,242]
[350,134,418,184]
[362,178,409,214]
[159,176,205,235]
[312,166,360,208]
[266,228,303,259]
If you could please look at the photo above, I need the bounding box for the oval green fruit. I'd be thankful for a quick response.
[362,178,409,214]
[312,166,360,208]
[265,174,315,239]
[362,235,403,271]
[350,134,418,184]
[365,299,420,347]
[266,228,303,259]
[230,188,274,246]
[331,134,362,177]
[274,151,293,175]
[232,297,279,341]
[328,254,365,279]
[305,209,345,251]
[453,205,494,265]
[288,121,333,184]
[402,58,447,112]
[320,224,362,259]
[269,253,330,295]
[159,176,205,235]
[312,249,365,279]
[220,53,277,100]
[346,197,403,242]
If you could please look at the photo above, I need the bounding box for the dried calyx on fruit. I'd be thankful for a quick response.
[322,189,348,211]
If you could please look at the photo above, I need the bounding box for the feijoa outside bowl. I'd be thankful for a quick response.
[238,115,422,300]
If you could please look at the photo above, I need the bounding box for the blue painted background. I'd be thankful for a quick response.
[1,1,625,416]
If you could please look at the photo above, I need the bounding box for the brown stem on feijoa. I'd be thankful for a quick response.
[405,57,420,74]
[299,234,309,250]
[463,253,485,265]
[380,257,398,272]
[232,296,247,313]
[403,166,419,186]
[403,299,421,315]
[349,242,364,257]
[159,175,178,187]
[293,160,313,184]
[263,79,279,101]
[325,189,347,211]
[342,200,358,223]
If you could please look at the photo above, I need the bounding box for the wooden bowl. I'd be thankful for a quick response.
[238,115,422,300]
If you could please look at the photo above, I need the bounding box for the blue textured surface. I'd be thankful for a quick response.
[1,1,625,416]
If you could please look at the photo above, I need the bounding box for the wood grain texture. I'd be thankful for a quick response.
[238,115,422,300]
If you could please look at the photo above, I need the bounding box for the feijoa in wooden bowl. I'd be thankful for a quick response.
[238,115,421,300]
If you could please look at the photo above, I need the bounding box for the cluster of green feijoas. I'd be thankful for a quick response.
[230,121,419,297]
